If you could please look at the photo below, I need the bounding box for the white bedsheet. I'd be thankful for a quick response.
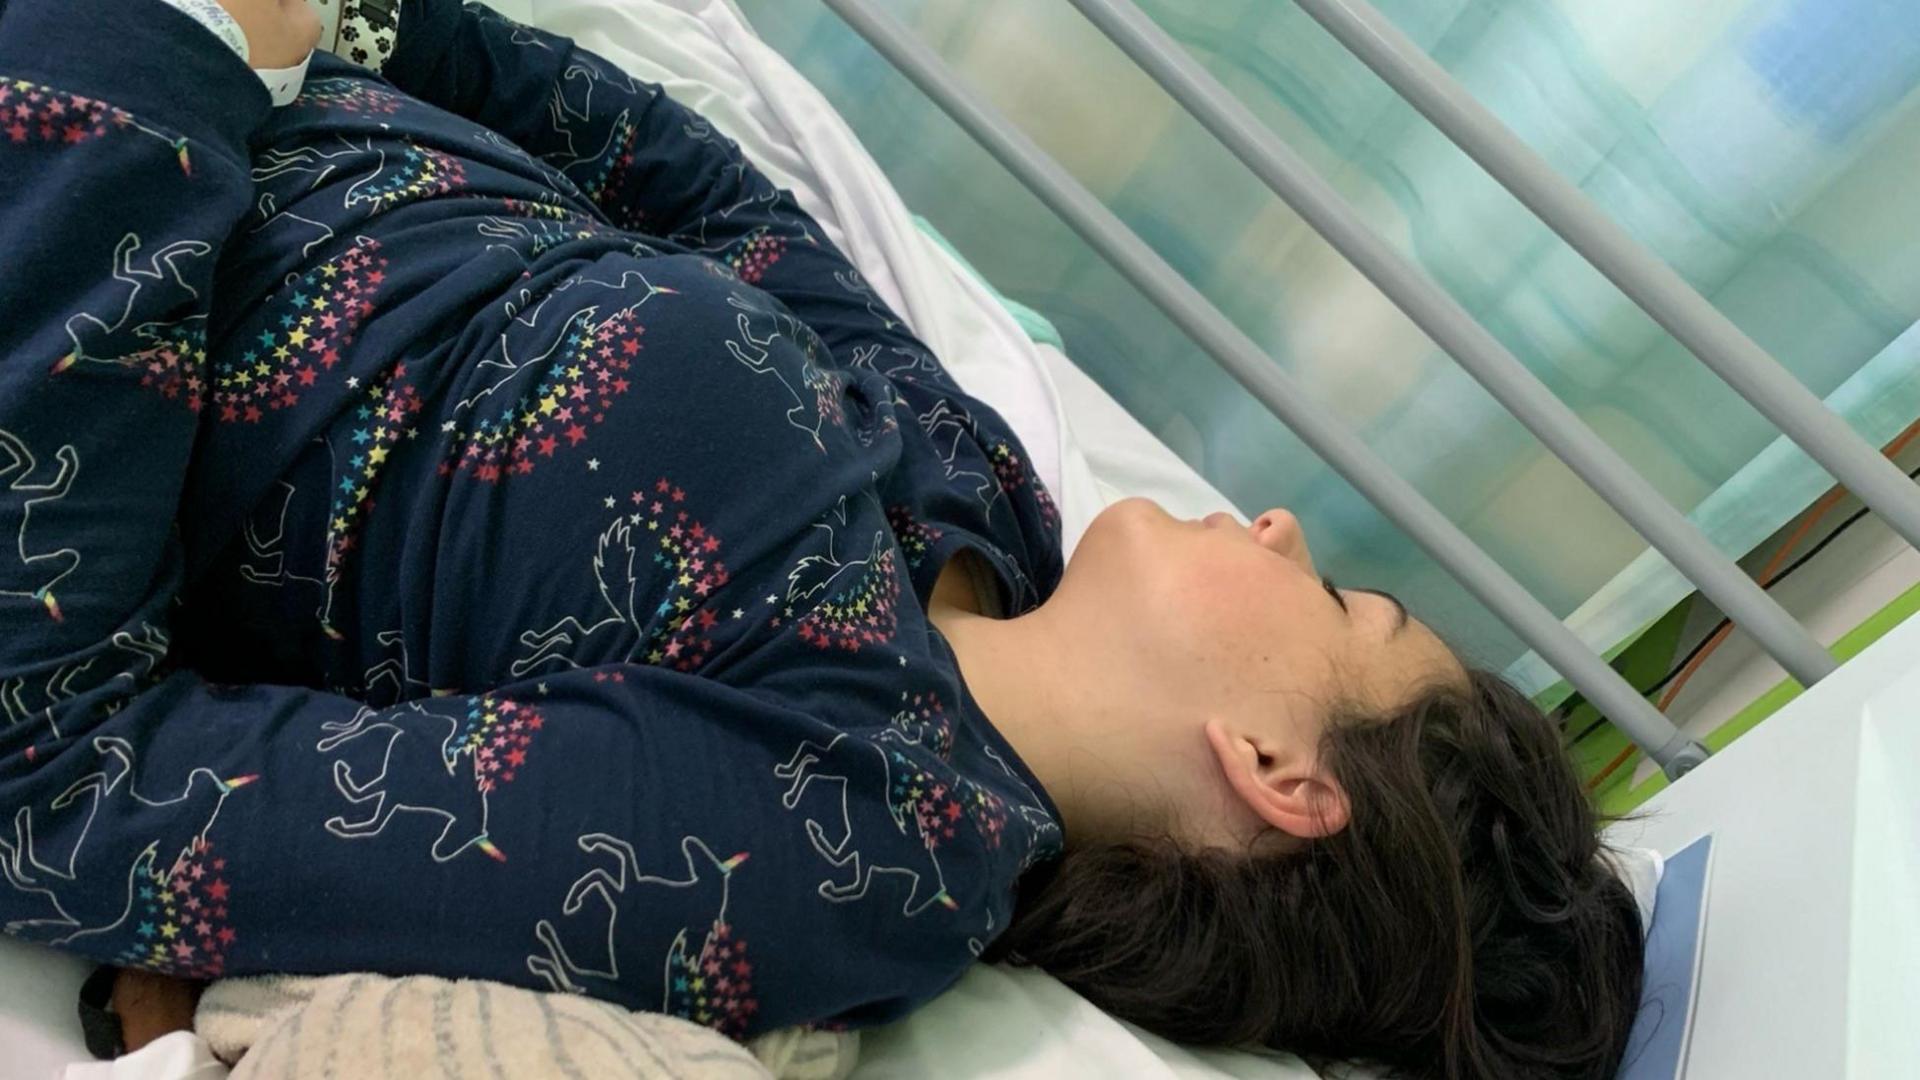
[2,933,92,1078]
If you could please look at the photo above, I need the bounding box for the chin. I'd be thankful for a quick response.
[1062,498,1176,584]
[1073,498,1156,554]
[1095,496,1176,533]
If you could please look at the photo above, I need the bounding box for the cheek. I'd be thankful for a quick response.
[1061,505,1332,675]
[1164,557,1340,678]
[1154,550,1278,639]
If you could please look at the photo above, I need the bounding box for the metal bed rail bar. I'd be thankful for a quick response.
[819,0,1710,776]
[1065,0,1835,690]
[1292,0,1920,554]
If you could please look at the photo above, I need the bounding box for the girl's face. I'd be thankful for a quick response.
[1058,498,1457,721]
[1036,498,1462,846]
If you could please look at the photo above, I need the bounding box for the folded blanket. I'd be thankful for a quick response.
[196,975,858,1079]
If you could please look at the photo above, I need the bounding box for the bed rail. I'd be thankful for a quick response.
[1285,0,1920,555]
[1065,0,1837,692]
[820,0,1711,776]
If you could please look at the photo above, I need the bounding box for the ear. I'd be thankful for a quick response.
[1204,718,1350,838]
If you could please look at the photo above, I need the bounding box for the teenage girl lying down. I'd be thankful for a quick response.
[0,0,1643,1075]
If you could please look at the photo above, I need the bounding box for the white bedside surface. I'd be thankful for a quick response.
[1611,612,1920,1079]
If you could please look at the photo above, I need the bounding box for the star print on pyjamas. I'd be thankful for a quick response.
[774,689,1021,924]
[317,693,550,863]
[635,478,735,670]
[804,354,846,431]
[884,693,1009,852]
[512,477,742,677]
[53,320,209,408]
[323,366,423,616]
[438,308,640,482]
[988,439,1059,533]
[1,78,145,150]
[725,228,786,285]
[4,733,258,970]
[514,477,741,676]
[216,239,388,422]
[795,544,900,652]
[484,200,655,262]
[115,840,239,979]
[574,114,644,226]
[293,76,404,115]
[356,144,467,213]
[322,305,644,635]
[453,694,547,793]
[525,834,756,1029]
[666,920,759,1036]
[886,505,943,571]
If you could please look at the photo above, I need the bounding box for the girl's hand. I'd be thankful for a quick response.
[216,0,322,69]
[111,969,203,1052]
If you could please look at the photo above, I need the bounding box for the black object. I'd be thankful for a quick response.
[77,964,125,1060]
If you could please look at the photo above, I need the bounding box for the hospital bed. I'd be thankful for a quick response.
[5,0,1918,1076]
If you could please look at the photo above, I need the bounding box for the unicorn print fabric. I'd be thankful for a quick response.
[0,0,1063,1037]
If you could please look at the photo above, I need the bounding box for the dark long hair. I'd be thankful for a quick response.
[985,670,1643,1079]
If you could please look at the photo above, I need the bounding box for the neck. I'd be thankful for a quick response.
[930,576,1116,847]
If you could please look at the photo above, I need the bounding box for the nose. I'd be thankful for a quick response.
[1252,508,1314,574]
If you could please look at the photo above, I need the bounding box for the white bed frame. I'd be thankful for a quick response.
[1610,610,1920,1077]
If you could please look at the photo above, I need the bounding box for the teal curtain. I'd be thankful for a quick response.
[735,0,1920,688]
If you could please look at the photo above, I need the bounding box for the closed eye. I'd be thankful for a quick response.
[1352,586,1412,634]
[1320,577,1348,613]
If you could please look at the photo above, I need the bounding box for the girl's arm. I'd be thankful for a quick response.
[5,658,1001,1037]
[375,0,962,386]
[0,0,267,703]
